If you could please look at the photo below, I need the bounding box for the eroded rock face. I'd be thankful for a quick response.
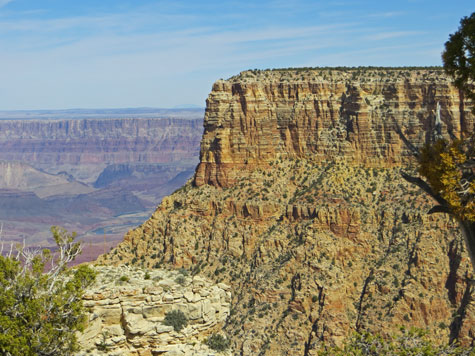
[77,266,231,356]
[100,69,475,355]
[195,69,472,187]
[0,118,202,169]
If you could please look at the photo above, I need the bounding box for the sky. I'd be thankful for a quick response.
[0,0,473,110]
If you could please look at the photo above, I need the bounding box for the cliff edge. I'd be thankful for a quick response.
[196,68,471,187]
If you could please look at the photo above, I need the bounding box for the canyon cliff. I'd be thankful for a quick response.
[99,68,475,355]
[195,68,469,187]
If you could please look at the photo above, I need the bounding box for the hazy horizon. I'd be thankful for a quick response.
[0,107,205,120]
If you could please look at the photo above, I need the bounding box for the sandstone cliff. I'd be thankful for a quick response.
[195,68,471,187]
[100,68,475,355]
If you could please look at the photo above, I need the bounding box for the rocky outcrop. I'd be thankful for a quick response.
[195,68,472,187]
[78,266,231,356]
[100,68,475,355]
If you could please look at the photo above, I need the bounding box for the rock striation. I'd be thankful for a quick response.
[100,68,475,355]
[0,118,202,165]
[78,265,231,356]
[195,68,472,187]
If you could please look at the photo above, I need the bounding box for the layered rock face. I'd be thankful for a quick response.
[101,69,475,355]
[0,117,202,180]
[78,266,231,356]
[196,69,471,187]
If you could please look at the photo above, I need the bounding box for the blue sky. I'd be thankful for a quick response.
[0,0,473,110]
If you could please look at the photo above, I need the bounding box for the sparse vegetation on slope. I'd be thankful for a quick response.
[101,158,474,354]
[100,68,474,355]
[317,328,474,355]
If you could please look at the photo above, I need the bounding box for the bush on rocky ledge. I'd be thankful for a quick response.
[206,334,230,352]
[163,310,188,332]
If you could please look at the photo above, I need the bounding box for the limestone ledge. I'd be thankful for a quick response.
[77,265,231,356]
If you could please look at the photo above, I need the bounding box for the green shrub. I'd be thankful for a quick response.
[163,310,188,331]
[175,275,186,285]
[119,275,130,282]
[206,334,230,352]
[0,226,96,355]
[178,268,189,276]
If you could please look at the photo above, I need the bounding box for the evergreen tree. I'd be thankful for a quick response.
[0,226,96,356]
[442,12,475,113]
[402,12,475,274]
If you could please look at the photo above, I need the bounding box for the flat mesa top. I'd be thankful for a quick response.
[226,67,448,84]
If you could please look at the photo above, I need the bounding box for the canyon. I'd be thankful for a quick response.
[0,112,203,261]
[99,68,475,355]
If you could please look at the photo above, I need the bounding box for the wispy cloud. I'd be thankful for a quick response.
[0,0,14,8]
[367,11,404,18]
[0,7,360,54]
[365,31,424,41]
[0,0,469,109]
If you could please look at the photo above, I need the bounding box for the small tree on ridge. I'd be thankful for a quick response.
[0,226,96,355]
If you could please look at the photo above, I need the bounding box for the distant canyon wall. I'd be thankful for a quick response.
[0,116,204,249]
[0,117,203,166]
